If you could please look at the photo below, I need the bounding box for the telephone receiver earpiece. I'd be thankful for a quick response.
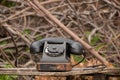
[30,38,83,55]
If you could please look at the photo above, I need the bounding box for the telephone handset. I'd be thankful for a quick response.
[30,38,84,72]
[30,37,83,55]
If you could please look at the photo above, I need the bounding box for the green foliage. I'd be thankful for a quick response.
[4,49,13,53]
[72,54,86,63]
[4,63,13,68]
[85,31,91,37]
[85,31,101,46]
[25,46,29,52]
[0,75,15,80]
[0,63,17,80]
[95,43,106,50]
[91,34,101,46]
[85,31,108,58]
[36,36,43,40]
[0,0,16,7]
[0,41,7,45]
[23,29,31,34]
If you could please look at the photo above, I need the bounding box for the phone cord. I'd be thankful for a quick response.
[72,54,86,67]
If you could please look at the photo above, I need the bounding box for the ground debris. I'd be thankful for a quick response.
[0,0,120,80]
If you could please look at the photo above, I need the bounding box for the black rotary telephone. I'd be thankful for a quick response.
[30,38,84,72]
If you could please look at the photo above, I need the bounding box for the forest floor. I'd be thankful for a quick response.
[0,0,120,80]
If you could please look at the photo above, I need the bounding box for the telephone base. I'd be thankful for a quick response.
[36,62,72,72]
